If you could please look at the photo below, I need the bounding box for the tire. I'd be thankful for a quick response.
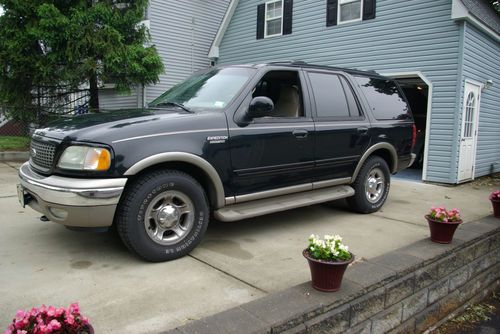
[347,156,390,214]
[116,170,210,262]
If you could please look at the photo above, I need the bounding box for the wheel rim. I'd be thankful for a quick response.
[365,167,385,203]
[144,190,195,246]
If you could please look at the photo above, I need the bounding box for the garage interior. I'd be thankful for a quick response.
[393,76,429,182]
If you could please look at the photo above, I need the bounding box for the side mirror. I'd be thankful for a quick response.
[247,96,274,119]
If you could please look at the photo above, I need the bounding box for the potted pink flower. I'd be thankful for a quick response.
[303,234,354,292]
[426,206,462,244]
[3,303,92,334]
[489,190,500,218]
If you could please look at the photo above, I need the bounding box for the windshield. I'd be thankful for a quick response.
[149,67,256,111]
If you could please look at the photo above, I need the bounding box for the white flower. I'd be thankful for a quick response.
[334,235,342,242]
[324,234,334,241]
[339,244,349,252]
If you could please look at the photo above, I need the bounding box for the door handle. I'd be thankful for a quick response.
[357,127,369,134]
[293,129,309,139]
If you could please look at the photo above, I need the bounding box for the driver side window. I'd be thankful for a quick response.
[252,71,304,118]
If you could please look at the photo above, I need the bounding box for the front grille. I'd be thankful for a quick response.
[30,139,57,171]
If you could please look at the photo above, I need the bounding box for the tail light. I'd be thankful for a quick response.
[411,124,417,150]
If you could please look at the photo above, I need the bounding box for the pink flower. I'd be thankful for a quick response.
[46,306,56,317]
[48,320,61,331]
[14,310,27,321]
[65,313,75,325]
[69,303,80,314]
[55,307,65,317]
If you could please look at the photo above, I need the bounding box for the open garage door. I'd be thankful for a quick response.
[382,72,431,182]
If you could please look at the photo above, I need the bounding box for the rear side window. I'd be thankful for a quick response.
[308,72,360,118]
[354,76,411,120]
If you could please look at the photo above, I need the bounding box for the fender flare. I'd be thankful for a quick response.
[352,143,398,182]
[124,152,226,209]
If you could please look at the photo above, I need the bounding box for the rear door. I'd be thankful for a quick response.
[305,70,371,181]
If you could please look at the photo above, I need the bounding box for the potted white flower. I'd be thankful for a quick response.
[303,234,354,292]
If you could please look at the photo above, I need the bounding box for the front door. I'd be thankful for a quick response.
[228,69,315,196]
[458,81,481,182]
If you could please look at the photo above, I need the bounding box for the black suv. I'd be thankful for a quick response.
[18,62,416,262]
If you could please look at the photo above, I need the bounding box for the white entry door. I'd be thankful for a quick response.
[458,81,481,182]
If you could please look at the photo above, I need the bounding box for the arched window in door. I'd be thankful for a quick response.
[463,92,476,138]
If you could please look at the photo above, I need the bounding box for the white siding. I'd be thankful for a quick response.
[98,0,230,108]
[146,0,230,101]
[98,87,142,111]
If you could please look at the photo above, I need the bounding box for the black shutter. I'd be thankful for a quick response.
[283,0,293,35]
[256,4,265,39]
[326,0,338,27]
[363,0,376,20]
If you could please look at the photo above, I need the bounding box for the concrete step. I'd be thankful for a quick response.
[214,185,355,222]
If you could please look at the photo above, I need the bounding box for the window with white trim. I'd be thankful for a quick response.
[338,0,363,24]
[265,0,283,38]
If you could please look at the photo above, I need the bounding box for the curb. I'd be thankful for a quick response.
[162,216,500,334]
[0,151,29,162]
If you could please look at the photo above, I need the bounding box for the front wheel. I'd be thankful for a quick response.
[347,156,390,214]
[116,170,210,262]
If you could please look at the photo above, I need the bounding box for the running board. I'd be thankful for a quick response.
[214,185,355,222]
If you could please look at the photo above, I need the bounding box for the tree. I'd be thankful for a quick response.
[0,0,164,121]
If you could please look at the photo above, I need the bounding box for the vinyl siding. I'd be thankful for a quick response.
[218,0,462,183]
[98,87,141,110]
[460,22,500,178]
[98,0,230,109]
[146,0,230,101]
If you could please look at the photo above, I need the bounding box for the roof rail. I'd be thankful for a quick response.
[268,60,308,65]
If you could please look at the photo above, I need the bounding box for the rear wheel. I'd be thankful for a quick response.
[116,170,209,262]
[347,156,390,213]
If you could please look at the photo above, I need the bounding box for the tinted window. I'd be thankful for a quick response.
[308,73,350,118]
[354,76,410,120]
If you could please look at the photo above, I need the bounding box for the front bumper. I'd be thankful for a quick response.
[18,162,127,227]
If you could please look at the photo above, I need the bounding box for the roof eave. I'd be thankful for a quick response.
[208,0,240,60]
[451,0,500,42]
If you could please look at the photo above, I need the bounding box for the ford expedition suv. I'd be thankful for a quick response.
[18,62,416,262]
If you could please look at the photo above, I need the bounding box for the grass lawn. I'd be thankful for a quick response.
[0,136,30,151]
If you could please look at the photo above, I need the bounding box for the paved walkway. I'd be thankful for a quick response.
[0,162,497,333]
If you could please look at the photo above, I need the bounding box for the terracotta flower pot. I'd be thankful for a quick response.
[426,215,462,244]
[303,249,354,292]
[491,199,500,218]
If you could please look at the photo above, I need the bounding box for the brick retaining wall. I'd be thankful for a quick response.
[164,217,500,334]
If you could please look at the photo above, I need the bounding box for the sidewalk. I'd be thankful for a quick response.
[0,161,497,333]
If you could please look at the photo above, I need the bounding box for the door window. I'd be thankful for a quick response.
[463,92,476,138]
[252,71,304,118]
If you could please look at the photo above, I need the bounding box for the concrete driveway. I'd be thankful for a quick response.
[0,161,497,333]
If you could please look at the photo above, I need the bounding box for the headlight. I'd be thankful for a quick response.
[58,146,111,171]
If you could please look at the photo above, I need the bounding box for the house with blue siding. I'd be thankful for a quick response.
[99,0,230,109]
[209,0,500,184]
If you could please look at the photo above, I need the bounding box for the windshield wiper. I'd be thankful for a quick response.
[154,102,193,113]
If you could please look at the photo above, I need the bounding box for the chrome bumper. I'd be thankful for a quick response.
[18,162,127,227]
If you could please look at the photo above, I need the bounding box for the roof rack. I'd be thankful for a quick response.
[268,60,308,65]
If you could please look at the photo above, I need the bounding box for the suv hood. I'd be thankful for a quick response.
[33,108,226,144]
